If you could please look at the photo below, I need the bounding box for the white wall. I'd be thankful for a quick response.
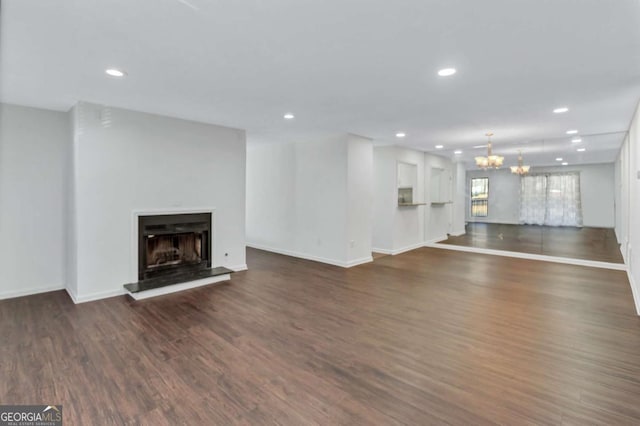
[294,136,349,264]
[372,147,397,251]
[66,107,78,298]
[372,146,455,253]
[0,104,70,298]
[615,139,629,250]
[629,103,640,314]
[394,148,426,251]
[451,162,467,236]
[245,142,297,252]
[246,134,373,267]
[466,163,616,228]
[372,146,426,253]
[347,134,374,264]
[424,153,454,242]
[616,100,640,314]
[67,102,246,302]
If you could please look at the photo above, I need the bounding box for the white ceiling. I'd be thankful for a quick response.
[2,0,640,168]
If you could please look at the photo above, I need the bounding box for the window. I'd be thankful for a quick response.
[471,177,489,217]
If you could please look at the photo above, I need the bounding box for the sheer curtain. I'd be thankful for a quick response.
[520,172,583,227]
[545,173,583,226]
[519,174,547,225]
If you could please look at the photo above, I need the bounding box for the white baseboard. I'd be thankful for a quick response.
[425,242,628,271]
[628,270,640,316]
[66,287,126,304]
[425,235,449,245]
[391,242,425,255]
[372,242,424,256]
[228,263,248,272]
[247,243,347,267]
[371,247,393,255]
[247,242,371,268]
[449,230,466,237]
[620,240,629,264]
[374,239,454,256]
[0,284,65,301]
[126,274,231,301]
[627,244,638,315]
[345,256,374,267]
[466,219,520,225]
[65,286,77,303]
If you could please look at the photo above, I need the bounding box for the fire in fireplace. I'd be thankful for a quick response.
[138,213,211,280]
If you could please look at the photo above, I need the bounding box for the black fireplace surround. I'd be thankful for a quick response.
[138,213,212,281]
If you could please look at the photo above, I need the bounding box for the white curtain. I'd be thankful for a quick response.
[520,173,583,227]
[520,174,547,225]
[545,173,583,226]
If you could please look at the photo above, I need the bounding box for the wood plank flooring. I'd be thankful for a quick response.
[442,223,624,264]
[1,247,639,424]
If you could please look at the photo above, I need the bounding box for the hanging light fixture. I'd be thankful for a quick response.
[475,132,504,169]
[510,150,530,175]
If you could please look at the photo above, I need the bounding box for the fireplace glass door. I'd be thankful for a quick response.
[138,213,211,280]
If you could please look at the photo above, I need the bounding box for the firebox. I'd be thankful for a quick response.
[138,213,211,281]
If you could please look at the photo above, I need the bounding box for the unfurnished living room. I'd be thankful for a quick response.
[1,0,640,424]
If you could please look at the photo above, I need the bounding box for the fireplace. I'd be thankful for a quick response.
[138,213,211,281]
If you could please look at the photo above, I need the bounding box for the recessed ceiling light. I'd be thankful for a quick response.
[437,68,456,77]
[577,148,586,152]
[566,129,578,135]
[553,107,569,114]
[105,68,126,77]
[454,150,462,154]
[283,113,295,119]
[556,157,563,161]
[562,162,568,166]
[571,138,582,143]
[395,132,406,138]
[435,145,444,149]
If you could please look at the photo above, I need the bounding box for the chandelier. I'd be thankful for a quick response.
[510,150,530,175]
[475,132,504,169]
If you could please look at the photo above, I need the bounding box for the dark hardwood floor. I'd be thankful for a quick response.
[441,223,624,264]
[2,247,639,424]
